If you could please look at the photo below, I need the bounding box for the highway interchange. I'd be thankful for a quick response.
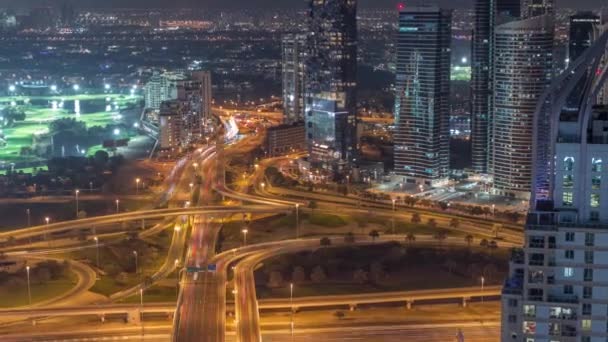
[0,120,522,342]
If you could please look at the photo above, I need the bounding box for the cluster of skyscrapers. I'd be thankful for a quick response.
[143,70,212,153]
[282,0,358,175]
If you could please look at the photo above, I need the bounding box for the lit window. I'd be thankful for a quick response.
[564,157,575,171]
[523,321,537,334]
[591,193,600,208]
[563,174,574,188]
[524,305,536,317]
[562,192,573,206]
[582,319,591,331]
[564,267,574,277]
[549,307,561,318]
[592,158,602,172]
[592,176,601,190]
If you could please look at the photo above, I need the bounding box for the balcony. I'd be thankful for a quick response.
[547,294,579,304]
[503,277,523,295]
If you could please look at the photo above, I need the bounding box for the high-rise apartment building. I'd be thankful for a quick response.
[305,0,358,171]
[176,70,212,139]
[471,0,520,174]
[393,6,451,186]
[144,71,187,110]
[501,29,608,342]
[521,0,554,19]
[282,34,307,124]
[491,15,554,198]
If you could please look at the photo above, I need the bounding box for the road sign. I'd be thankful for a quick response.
[187,266,203,273]
[207,264,217,272]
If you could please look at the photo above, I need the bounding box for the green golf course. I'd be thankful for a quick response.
[0,93,142,168]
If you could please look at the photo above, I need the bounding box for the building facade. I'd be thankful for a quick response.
[521,0,554,19]
[144,71,187,111]
[158,100,184,150]
[501,29,608,342]
[176,70,212,140]
[305,0,358,172]
[393,6,452,186]
[564,13,601,117]
[471,0,521,174]
[264,122,306,157]
[282,34,307,124]
[491,15,554,198]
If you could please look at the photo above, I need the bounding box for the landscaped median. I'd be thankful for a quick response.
[254,242,508,299]
[0,260,77,308]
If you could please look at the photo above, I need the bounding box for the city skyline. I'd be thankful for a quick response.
[1,0,605,9]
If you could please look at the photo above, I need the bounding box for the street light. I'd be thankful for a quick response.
[89,181,93,192]
[135,178,141,195]
[75,189,80,218]
[45,217,50,245]
[133,251,139,275]
[115,199,120,213]
[139,288,144,337]
[25,266,31,305]
[241,229,248,246]
[295,204,300,239]
[481,276,485,304]
[26,208,31,227]
[392,199,396,211]
[93,236,99,269]
[290,283,294,341]
[189,183,194,191]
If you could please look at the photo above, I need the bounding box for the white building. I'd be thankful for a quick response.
[144,71,187,110]
[501,28,608,342]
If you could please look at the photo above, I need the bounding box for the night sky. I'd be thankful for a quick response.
[1,0,605,9]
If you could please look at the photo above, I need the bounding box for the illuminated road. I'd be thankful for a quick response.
[1,321,499,342]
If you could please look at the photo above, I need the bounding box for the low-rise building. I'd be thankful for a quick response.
[264,122,305,157]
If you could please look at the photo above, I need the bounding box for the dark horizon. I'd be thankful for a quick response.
[0,0,605,10]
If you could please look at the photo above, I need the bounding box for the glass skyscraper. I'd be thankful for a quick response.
[491,15,554,198]
[282,34,307,124]
[393,7,451,186]
[471,0,521,174]
[305,0,358,171]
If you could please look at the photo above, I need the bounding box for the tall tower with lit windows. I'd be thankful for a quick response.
[501,27,608,342]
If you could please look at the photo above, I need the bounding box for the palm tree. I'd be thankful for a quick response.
[433,231,447,247]
[308,200,318,213]
[449,218,460,228]
[320,237,331,246]
[411,213,421,224]
[427,218,438,229]
[369,230,380,242]
[464,234,474,249]
[405,232,416,245]
[344,232,355,243]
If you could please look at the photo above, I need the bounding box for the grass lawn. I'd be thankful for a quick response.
[307,213,349,228]
[0,273,77,308]
[255,243,509,300]
[0,93,142,168]
[119,284,177,304]
[90,274,141,297]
